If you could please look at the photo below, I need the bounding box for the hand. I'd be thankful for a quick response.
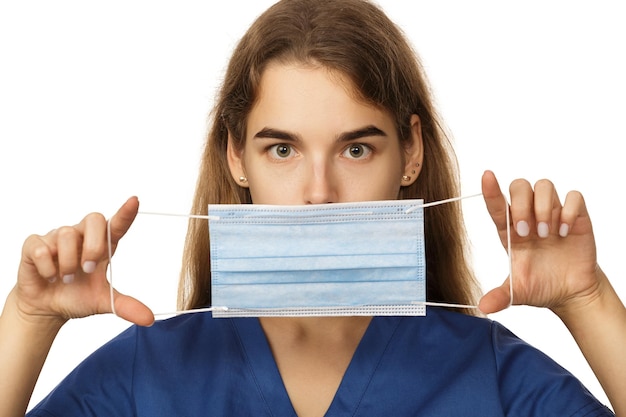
[13,197,154,327]
[478,170,602,316]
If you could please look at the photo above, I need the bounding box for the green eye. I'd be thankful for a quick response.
[343,144,372,159]
[269,144,293,159]
[350,145,363,157]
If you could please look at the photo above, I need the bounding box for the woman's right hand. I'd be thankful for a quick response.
[13,196,154,327]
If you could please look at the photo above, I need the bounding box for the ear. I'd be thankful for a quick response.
[401,114,424,186]
[226,131,249,188]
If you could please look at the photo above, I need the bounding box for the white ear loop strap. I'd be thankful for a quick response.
[506,198,514,307]
[107,219,115,316]
[106,217,227,318]
[408,193,513,310]
[106,194,513,318]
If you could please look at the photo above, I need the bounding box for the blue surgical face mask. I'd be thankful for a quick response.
[106,193,497,319]
[208,200,426,318]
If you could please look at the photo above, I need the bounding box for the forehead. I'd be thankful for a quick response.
[247,62,393,135]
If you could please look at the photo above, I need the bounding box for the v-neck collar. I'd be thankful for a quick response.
[231,316,403,417]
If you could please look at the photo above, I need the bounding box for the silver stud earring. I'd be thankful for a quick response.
[239,176,248,183]
[402,175,411,182]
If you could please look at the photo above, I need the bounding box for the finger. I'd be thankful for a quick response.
[107,197,139,245]
[77,197,139,248]
[533,179,561,238]
[78,212,107,273]
[22,234,58,281]
[481,170,509,234]
[111,289,155,327]
[55,226,82,283]
[560,190,591,237]
[509,179,534,238]
[478,279,512,314]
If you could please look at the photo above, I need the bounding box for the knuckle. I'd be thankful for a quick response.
[534,178,554,190]
[56,226,79,241]
[30,242,52,263]
[566,189,583,199]
[509,178,531,192]
[84,212,106,224]
[23,234,46,253]
[23,233,43,245]
[564,190,585,208]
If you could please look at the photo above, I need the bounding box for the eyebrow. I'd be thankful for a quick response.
[252,125,388,142]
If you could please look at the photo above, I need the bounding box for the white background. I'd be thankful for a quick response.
[0,1,623,411]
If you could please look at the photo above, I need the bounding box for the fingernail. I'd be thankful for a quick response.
[62,274,75,284]
[516,221,530,237]
[537,222,550,238]
[559,223,569,237]
[83,261,96,274]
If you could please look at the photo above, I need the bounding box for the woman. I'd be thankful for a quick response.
[1,0,623,415]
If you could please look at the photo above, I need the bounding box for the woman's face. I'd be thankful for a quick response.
[228,63,422,205]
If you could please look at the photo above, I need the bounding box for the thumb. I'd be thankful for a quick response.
[479,279,512,314]
[112,290,155,326]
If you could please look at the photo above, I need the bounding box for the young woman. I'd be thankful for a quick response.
[1,0,624,415]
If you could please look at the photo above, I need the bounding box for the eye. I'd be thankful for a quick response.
[268,143,294,159]
[342,143,372,160]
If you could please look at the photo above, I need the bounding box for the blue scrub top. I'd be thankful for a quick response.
[28,308,613,416]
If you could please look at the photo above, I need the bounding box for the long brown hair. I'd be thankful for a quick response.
[179,0,481,314]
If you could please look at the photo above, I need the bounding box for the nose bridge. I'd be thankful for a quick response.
[304,153,337,204]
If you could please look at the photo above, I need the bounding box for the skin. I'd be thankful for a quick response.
[0,62,624,416]
[481,173,626,414]
[227,63,424,416]
[228,63,423,205]
[0,197,154,417]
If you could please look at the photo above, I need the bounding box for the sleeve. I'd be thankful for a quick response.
[26,325,139,417]
[491,321,614,416]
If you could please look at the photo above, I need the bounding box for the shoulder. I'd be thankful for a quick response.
[132,312,246,363]
[27,323,139,416]
[388,309,613,415]
[28,313,251,417]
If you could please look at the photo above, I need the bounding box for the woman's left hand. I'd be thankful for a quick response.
[480,170,626,414]
[478,170,602,315]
